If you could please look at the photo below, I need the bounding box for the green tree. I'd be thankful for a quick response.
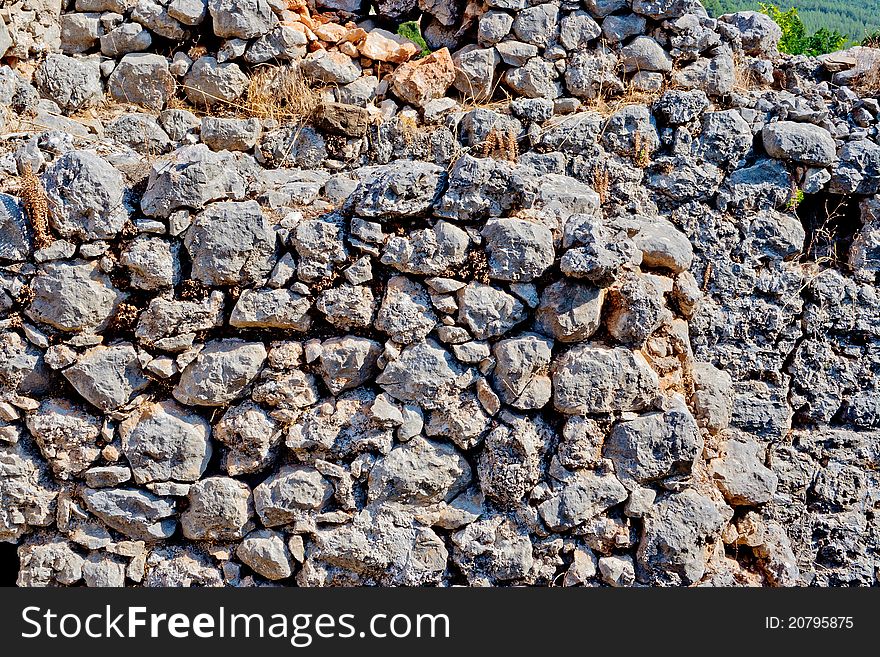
[759,4,847,55]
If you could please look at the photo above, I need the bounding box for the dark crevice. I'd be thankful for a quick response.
[0,542,19,587]
[795,192,863,270]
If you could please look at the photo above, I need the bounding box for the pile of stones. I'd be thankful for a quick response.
[0,0,879,587]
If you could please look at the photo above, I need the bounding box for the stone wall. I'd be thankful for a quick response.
[0,0,878,586]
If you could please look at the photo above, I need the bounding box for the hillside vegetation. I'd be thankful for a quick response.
[704,0,880,42]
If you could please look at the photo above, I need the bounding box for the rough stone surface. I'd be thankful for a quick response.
[3,1,878,590]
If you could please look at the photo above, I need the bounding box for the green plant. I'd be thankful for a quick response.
[760,4,848,55]
[397,20,431,58]
[863,30,880,47]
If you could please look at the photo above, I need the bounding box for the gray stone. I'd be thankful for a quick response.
[478,413,551,508]
[291,216,348,281]
[135,292,225,348]
[631,0,705,20]
[201,117,261,151]
[602,13,646,44]
[141,145,247,218]
[214,400,280,476]
[719,11,781,56]
[716,159,792,213]
[698,109,754,170]
[552,345,659,415]
[637,489,729,586]
[535,280,604,343]
[710,434,778,506]
[301,50,361,85]
[539,470,628,531]
[829,139,880,195]
[375,276,437,344]
[0,441,57,542]
[478,11,513,46]
[246,25,308,64]
[492,333,553,410]
[169,0,208,25]
[107,113,173,154]
[457,282,526,340]
[598,555,635,587]
[208,0,275,39]
[503,56,559,99]
[102,53,177,110]
[0,194,31,261]
[307,502,447,586]
[173,339,267,406]
[316,285,376,330]
[27,260,124,333]
[348,161,446,220]
[376,340,468,410]
[101,23,152,58]
[368,437,471,504]
[16,538,83,587]
[60,13,103,54]
[619,36,673,73]
[43,150,128,241]
[63,343,150,412]
[453,46,501,101]
[83,553,126,587]
[119,401,211,484]
[183,57,249,107]
[561,214,638,286]
[605,272,666,346]
[34,54,102,113]
[236,529,291,580]
[159,108,200,141]
[317,336,382,395]
[672,53,735,97]
[132,0,188,39]
[564,49,621,100]
[254,466,333,526]
[120,236,179,290]
[26,399,102,480]
[606,399,703,490]
[762,121,837,167]
[496,40,540,67]
[512,3,558,47]
[185,200,276,286]
[181,476,253,541]
[653,89,709,126]
[481,218,554,282]
[83,488,177,541]
[381,221,469,276]
[691,362,733,433]
[230,288,311,330]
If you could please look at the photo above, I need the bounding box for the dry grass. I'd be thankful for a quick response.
[477,127,519,161]
[582,81,665,117]
[592,164,610,204]
[244,65,321,122]
[732,54,767,94]
[856,62,880,97]
[19,164,53,249]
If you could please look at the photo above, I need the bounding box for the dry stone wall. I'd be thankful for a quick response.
[0,0,879,587]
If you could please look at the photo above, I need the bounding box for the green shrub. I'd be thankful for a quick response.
[397,21,431,58]
[760,4,848,55]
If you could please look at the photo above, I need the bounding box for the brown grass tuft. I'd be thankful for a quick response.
[477,128,519,161]
[592,164,610,204]
[245,65,321,122]
[19,164,53,249]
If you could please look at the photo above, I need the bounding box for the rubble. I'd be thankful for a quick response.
[2,0,878,589]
